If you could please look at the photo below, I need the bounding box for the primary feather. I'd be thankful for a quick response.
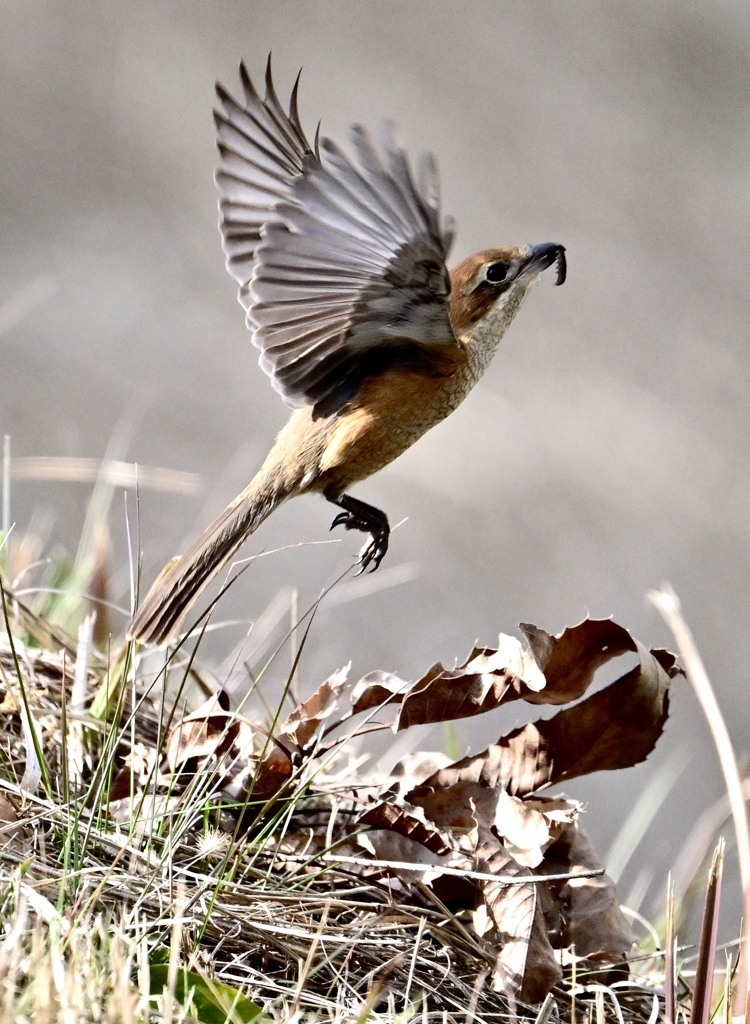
[214,57,457,415]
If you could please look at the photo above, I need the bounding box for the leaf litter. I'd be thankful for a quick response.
[0,608,682,1018]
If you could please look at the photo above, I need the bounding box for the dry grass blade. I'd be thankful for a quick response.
[664,874,676,1024]
[722,951,734,1024]
[649,584,750,1010]
[1,590,78,657]
[0,576,52,798]
[691,840,724,1024]
[533,991,557,1024]
[11,456,202,495]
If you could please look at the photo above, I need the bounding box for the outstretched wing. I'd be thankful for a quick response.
[214,60,457,415]
[214,57,317,310]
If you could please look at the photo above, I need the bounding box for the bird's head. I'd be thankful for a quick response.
[449,243,566,338]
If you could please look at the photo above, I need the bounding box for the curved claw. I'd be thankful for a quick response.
[330,509,367,534]
[327,492,390,573]
[355,533,388,574]
[330,511,351,531]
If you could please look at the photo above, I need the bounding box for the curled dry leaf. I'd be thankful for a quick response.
[165,666,351,806]
[155,615,675,1006]
[0,794,18,827]
[358,801,453,857]
[166,690,243,773]
[350,635,545,728]
[407,640,678,821]
[473,828,562,1001]
[271,828,326,860]
[165,689,289,802]
[350,669,410,715]
[395,635,546,731]
[519,618,640,704]
[248,743,295,802]
[509,643,677,792]
[539,821,633,962]
[358,828,456,886]
[108,742,165,804]
[0,793,30,854]
[494,793,579,869]
[107,793,182,833]
[280,664,349,748]
[247,664,351,803]
[351,617,679,736]
[387,750,454,798]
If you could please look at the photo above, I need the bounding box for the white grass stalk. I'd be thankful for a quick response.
[66,613,95,785]
[649,584,750,1012]
[19,693,43,795]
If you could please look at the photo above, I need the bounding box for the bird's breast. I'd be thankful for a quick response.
[314,359,480,491]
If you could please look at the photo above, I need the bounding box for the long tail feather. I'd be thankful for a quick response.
[127,469,290,646]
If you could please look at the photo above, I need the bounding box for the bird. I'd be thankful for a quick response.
[127,57,566,646]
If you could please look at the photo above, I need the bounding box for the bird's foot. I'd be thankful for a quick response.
[355,526,389,573]
[328,493,390,573]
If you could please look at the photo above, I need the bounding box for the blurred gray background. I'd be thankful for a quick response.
[2,0,749,924]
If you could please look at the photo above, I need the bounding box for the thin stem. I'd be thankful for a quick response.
[649,584,750,1013]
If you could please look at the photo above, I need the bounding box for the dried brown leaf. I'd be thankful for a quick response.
[387,751,454,798]
[165,690,241,772]
[108,743,164,804]
[473,828,562,1001]
[349,635,544,726]
[107,792,181,830]
[350,670,409,715]
[353,618,674,735]
[164,689,296,804]
[395,635,546,730]
[359,801,452,857]
[359,828,453,886]
[511,643,676,792]
[408,642,677,820]
[519,618,639,704]
[0,794,18,827]
[241,666,350,802]
[281,664,349,748]
[250,742,294,801]
[540,821,633,960]
[495,793,578,869]
[0,793,30,854]
[272,828,326,859]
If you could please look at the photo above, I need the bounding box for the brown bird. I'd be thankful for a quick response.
[128,58,566,646]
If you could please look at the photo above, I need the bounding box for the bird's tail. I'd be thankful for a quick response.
[127,467,292,646]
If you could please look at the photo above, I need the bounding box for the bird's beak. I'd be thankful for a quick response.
[523,243,567,286]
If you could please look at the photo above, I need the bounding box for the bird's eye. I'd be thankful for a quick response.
[484,262,508,284]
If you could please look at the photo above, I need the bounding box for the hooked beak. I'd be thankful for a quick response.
[523,242,567,286]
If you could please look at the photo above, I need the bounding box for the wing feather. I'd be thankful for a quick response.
[214,60,456,415]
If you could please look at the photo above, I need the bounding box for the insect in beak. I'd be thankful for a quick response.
[525,242,567,285]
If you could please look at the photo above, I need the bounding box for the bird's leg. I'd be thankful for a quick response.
[325,491,390,573]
